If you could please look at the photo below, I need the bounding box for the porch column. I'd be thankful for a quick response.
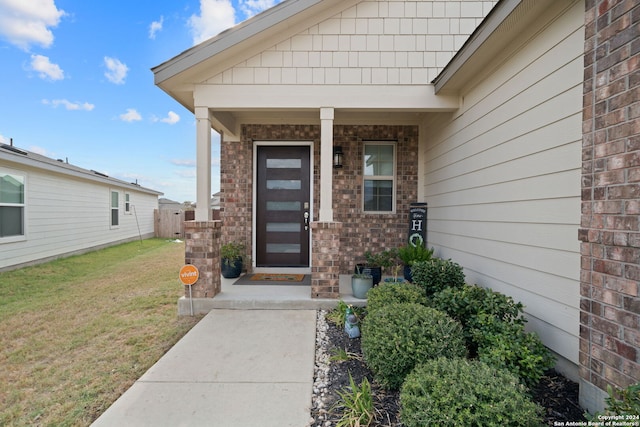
[319,107,334,221]
[195,106,212,221]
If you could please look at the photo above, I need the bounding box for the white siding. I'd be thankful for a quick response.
[206,0,498,85]
[420,1,584,366]
[0,163,158,270]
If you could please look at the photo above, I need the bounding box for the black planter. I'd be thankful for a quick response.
[355,264,382,286]
[221,257,243,278]
[404,265,413,282]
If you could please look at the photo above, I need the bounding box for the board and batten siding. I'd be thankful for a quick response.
[0,162,158,270]
[420,0,584,374]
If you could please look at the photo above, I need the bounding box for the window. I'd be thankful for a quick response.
[125,193,131,214]
[111,191,119,226]
[363,142,395,212]
[0,171,25,238]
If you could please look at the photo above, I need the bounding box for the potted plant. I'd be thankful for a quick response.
[397,244,434,282]
[356,249,396,286]
[383,264,405,284]
[351,266,373,299]
[220,241,245,278]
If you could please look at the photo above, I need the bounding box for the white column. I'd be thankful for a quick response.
[319,107,334,222]
[195,107,212,221]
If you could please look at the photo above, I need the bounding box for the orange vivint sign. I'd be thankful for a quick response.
[179,265,199,286]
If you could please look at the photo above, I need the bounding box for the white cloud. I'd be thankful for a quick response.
[0,0,65,50]
[188,0,236,45]
[27,145,50,156]
[149,16,163,39]
[104,56,128,85]
[0,133,7,144]
[30,54,64,80]
[171,159,196,167]
[119,108,142,122]
[239,0,280,18]
[160,111,180,124]
[42,99,95,111]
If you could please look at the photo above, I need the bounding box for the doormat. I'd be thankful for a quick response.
[250,273,305,282]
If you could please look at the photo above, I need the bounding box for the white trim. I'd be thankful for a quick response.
[252,141,314,269]
[0,166,27,243]
[362,141,397,214]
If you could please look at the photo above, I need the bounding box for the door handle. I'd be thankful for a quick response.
[304,211,310,231]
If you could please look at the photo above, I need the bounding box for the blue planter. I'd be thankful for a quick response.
[221,258,243,278]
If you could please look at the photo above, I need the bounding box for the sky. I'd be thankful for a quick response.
[0,0,283,203]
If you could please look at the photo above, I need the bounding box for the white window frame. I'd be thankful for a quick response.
[362,141,396,214]
[125,193,131,214]
[0,168,27,242]
[110,190,119,228]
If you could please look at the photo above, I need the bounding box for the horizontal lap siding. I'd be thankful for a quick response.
[421,1,584,365]
[0,165,158,269]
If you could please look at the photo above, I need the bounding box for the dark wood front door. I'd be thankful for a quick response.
[256,146,311,267]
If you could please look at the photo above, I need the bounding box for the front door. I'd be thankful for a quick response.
[256,146,311,267]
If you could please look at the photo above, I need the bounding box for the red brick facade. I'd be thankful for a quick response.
[579,0,640,407]
[184,220,222,298]
[220,124,419,282]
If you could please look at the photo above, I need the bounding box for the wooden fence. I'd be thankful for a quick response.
[154,209,219,238]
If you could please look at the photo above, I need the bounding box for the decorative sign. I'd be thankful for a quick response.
[179,264,199,286]
[408,203,427,247]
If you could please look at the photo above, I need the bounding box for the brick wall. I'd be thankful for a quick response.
[579,0,640,411]
[220,124,418,273]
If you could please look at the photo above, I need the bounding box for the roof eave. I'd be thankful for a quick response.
[432,0,559,94]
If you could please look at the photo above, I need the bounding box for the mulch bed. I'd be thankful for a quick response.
[312,314,586,426]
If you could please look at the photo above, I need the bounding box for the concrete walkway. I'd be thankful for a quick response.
[92,309,317,427]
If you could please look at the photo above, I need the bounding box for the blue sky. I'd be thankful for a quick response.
[0,0,283,203]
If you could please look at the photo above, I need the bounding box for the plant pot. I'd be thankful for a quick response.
[351,276,373,299]
[221,257,243,278]
[355,264,382,286]
[404,265,413,282]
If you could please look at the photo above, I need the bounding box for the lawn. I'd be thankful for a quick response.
[0,239,202,426]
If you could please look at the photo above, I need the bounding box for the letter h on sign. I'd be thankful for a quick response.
[408,203,427,247]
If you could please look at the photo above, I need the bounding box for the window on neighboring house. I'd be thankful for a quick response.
[111,190,119,226]
[125,193,131,214]
[0,171,25,238]
[363,142,396,212]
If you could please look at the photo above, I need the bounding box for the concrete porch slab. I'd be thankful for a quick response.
[178,274,366,315]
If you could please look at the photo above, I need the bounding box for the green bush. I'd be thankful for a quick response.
[473,315,555,387]
[361,303,466,390]
[411,258,465,296]
[593,383,640,418]
[366,282,427,313]
[400,357,544,427]
[430,284,526,353]
[430,284,525,327]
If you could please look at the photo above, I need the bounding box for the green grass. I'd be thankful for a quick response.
[0,239,202,426]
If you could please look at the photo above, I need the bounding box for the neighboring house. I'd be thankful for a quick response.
[0,143,162,271]
[158,197,183,210]
[153,0,639,413]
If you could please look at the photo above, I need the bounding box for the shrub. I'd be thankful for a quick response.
[473,315,555,387]
[411,258,465,296]
[430,284,525,327]
[593,383,640,418]
[430,284,526,353]
[361,303,466,390]
[400,357,544,427]
[366,282,427,313]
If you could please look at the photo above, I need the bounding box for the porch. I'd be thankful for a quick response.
[178,273,366,316]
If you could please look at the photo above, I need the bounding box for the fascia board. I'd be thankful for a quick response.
[195,84,460,111]
[152,0,327,85]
